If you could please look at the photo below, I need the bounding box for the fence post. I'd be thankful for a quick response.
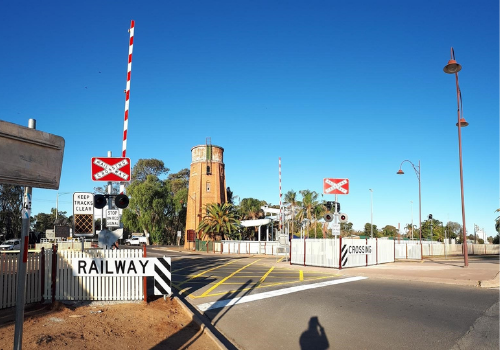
[303,239,306,266]
[394,240,395,261]
[339,236,342,270]
[51,244,57,304]
[366,238,368,266]
[406,243,408,259]
[143,245,147,302]
[40,248,45,301]
[376,238,378,265]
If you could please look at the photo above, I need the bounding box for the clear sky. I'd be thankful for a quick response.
[1,1,498,237]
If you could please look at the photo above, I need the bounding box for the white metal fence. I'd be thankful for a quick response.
[394,242,500,259]
[290,238,395,269]
[0,248,145,309]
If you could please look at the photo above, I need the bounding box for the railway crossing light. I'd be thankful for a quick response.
[94,194,107,209]
[339,213,348,223]
[324,213,334,222]
[93,194,129,209]
[115,194,129,209]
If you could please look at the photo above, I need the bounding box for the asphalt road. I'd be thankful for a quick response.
[147,248,499,350]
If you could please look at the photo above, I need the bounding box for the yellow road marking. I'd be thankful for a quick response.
[299,270,304,281]
[177,259,238,288]
[257,266,275,287]
[192,275,336,299]
[200,258,262,297]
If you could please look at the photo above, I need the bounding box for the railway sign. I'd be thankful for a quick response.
[323,178,349,195]
[91,157,131,182]
[106,209,120,227]
[73,192,94,237]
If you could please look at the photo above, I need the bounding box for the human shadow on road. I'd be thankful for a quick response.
[299,316,329,350]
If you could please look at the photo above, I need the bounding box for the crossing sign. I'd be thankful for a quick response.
[91,157,131,182]
[323,178,349,195]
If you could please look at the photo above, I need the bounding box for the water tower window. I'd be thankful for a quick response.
[206,165,211,175]
[206,182,211,192]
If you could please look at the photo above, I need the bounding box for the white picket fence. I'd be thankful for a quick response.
[1,252,42,309]
[49,249,144,302]
[0,248,145,309]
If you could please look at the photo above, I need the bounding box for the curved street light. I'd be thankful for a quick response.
[443,47,469,267]
[397,160,422,260]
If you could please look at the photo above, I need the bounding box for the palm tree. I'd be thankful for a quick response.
[197,203,241,240]
[284,190,299,236]
[299,190,320,238]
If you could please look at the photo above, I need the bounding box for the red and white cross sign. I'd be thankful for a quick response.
[91,157,131,182]
[323,178,349,195]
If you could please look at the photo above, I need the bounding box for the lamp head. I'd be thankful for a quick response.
[456,118,469,127]
[443,59,462,74]
[397,169,404,175]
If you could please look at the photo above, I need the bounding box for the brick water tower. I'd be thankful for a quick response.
[185,139,227,249]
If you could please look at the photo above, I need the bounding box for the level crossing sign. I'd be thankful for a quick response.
[323,178,349,195]
[91,157,131,182]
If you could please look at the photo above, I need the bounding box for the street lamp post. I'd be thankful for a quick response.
[55,192,71,223]
[443,47,469,267]
[397,160,423,260]
[369,189,373,238]
[410,201,414,240]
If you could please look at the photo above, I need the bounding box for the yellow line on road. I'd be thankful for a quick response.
[191,274,339,299]
[177,259,238,288]
[256,266,275,287]
[299,270,304,281]
[200,258,262,297]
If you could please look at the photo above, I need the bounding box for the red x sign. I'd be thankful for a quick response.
[323,178,349,195]
[91,157,131,182]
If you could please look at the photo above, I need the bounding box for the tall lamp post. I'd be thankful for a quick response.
[55,192,71,223]
[369,189,373,238]
[410,201,414,240]
[443,47,469,267]
[397,160,422,260]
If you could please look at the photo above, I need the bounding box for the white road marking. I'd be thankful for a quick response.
[196,276,368,312]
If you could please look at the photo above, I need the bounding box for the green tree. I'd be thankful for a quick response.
[239,198,264,240]
[131,159,169,182]
[495,209,500,234]
[445,221,461,240]
[165,169,189,242]
[121,174,174,244]
[364,223,378,238]
[299,190,319,221]
[33,211,55,234]
[284,190,299,236]
[340,222,354,237]
[381,225,398,238]
[0,184,23,239]
[197,203,241,240]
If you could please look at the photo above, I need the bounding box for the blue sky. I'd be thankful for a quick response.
[2,1,498,237]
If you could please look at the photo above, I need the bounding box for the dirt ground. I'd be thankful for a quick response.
[0,297,220,350]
